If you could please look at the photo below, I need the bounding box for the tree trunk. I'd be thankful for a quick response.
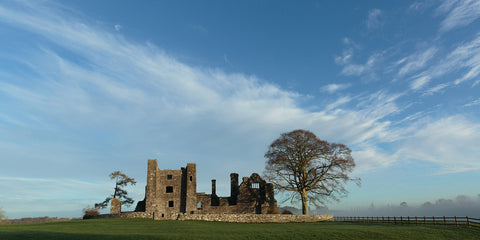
[301,190,309,215]
[113,182,118,199]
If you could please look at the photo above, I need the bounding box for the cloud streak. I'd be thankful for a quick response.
[438,0,480,32]
[321,83,351,93]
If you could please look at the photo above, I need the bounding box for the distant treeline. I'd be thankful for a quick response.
[0,216,75,225]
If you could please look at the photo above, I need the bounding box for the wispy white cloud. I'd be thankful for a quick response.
[464,98,480,107]
[423,83,449,95]
[334,37,383,78]
[473,79,480,87]
[114,24,122,31]
[352,146,396,173]
[0,1,405,182]
[411,75,431,90]
[334,38,357,65]
[398,47,437,77]
[425,33,480,87]
[438,0,480,32]
[339,53,380,77]
[396,116,480,173]
[325,96,352,110]
[223,53,233,67]
[409,1,423,11]
[393,33,480,95]
[408,1,435,13]
[366,9,384,29]
[321,83,351,93]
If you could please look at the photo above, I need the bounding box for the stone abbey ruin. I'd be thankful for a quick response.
[104,159,332,222]
[133,159,277,217]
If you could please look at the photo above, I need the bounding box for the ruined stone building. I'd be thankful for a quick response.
[134,159,277,218]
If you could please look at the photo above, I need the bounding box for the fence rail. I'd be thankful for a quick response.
[334,216,480,228]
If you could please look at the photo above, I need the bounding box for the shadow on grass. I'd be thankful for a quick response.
[1,219,479,240]
[0,231,179,240]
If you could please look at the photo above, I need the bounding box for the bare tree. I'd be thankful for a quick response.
[95,171,137,209]
[264,129,359,215]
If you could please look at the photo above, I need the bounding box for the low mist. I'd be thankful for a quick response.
[284,194,480,217]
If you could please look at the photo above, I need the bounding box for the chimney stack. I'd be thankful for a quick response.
[230,173,239,205]
[211,179,216,196]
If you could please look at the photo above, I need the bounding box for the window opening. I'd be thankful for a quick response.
[166,186,173,193]
[190,176,193,181]
[168,201,174,207]
[197,202,202,209]
[167,175,172,180]
[251,183,260,189]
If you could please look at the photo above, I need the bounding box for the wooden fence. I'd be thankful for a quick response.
[334,216,480,228]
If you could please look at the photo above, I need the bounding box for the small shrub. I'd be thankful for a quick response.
[281,210,293,215]
[267,206,280,214]
[82,207,100,219]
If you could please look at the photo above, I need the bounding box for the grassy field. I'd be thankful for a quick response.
[0,218,479,240]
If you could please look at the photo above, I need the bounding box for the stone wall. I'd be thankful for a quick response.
[94,212,332,223]
[94,211,153,219]
[179,214,333,223]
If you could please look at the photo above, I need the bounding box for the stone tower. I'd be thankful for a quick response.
[144,159,197,217]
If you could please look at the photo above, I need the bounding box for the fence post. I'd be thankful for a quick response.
[455,216,458,227]
[415,216,418,225]
[382,216,384,223]
[394,216,396,224]
[408,216,410,225]
[400,216,403,224]
[466,216,471,228]
[388,216,390,223]
[433,216,436,225]
[443,216,446,226]
[424,216,426,225]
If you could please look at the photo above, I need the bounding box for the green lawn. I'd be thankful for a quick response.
[0,218,478,240]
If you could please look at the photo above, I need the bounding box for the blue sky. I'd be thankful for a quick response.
[1,0,480,218]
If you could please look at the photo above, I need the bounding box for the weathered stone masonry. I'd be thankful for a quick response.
[98,159,333,222]
[134,159,278,218]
